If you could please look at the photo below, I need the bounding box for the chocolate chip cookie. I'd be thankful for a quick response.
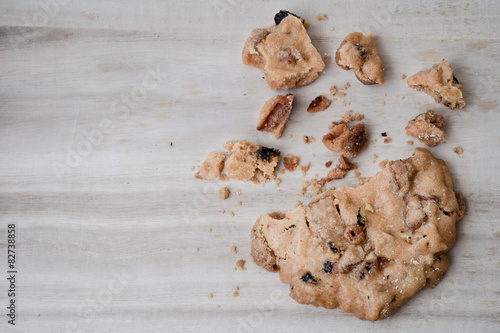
[242,12,325,90]
[251,148,465,320]
[406,59,465,110]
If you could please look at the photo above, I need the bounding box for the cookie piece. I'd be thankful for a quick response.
[195,151,225,180]
[251,148,465,321]
[224,140,280,183]
[406,60,465,110]
[307,95,332,113]
[405,110,445,147]
[257,94,294,138]
[242,14,325,90]
[283,154,300,172]
[335,32,385,85]
[322,122,368,158]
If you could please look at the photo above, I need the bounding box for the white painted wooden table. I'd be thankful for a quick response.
[1,1,499,332]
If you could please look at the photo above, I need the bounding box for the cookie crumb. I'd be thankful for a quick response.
[337,92,345,98]
[340,82,350,90]
[207,228,212,233]
[195,247,200,252]
[230,246,237,254]
[207,293,213,298]
[217,305,221,309]
[407,141,414,146]
[330,86,337,96]
[220,209,225,214]
[354,171,361,178]
[383,138,392,144]
[274,178,281,186]
[233,290,239,297]
[294,200,302,207]
[279,169,285,175]
[236,259,246,270]
[221,174,229,182]
[287,134,293,139]
[381,101,386,105]
[307,95,332,113]
[340,112,364,123]
[230,211,235,217]
[284,154,301,171]
[303,135,315,143]
[325,161,333,168]
[190,166,195,171]
[219,187,230,200]
[316,14,327,20]
[303,20,310,29]
[402,74,407,79]
[378,160,387,168]
[300,163,311,177]
[454,147,463,155]
[323,55,332,60]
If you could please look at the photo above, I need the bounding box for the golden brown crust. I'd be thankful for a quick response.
[307,95,332,113]
[322,122,368,158]
[406,59,465,110]
[242,16,325,90]
[335,32,385,85]
[256,94,294,138]
[250,148,465,321]
[405,110,445,147]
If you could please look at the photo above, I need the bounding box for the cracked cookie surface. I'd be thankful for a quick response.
[251,148,465,321]
[242,15,325,90]
[406,59,465,110]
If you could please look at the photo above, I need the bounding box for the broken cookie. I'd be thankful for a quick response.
[283,154,300,172]
[335,32,385,85]
[195,151,225,180]
[322,122,368,158]
[406,59,465,110]
[307,95,332,113]
[257,94,294,138]
[242,12,325,90]
[251,148,465,321]
[224,140,280,183]
[405,110,445,147]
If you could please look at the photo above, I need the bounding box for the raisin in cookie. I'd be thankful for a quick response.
[242,13,325,90]
[405,110,445,147]
[406,59,465,110]
[335,32,385,85]
[251,148,465,321]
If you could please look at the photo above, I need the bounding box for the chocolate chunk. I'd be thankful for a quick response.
[274,10,301,25]
[301,272,317,284]
[324,261,334,274]
[256,147,280,161]
[327,241,339,253]
[357,213,366,228]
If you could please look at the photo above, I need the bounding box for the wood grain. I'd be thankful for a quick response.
[1,0,499,332]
